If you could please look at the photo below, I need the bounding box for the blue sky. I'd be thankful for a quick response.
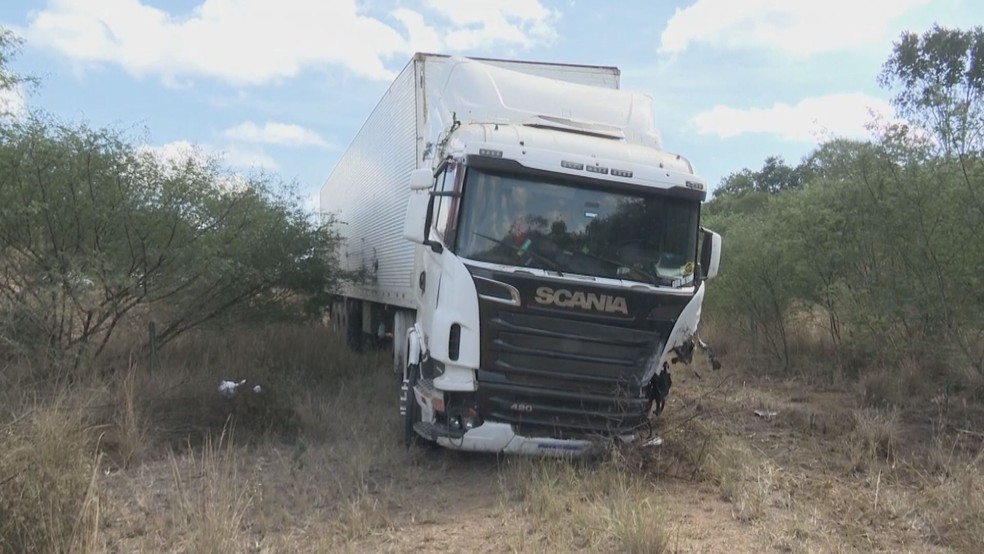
[0,0,979,206]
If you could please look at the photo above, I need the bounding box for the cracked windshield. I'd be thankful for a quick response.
[456,169,699,287]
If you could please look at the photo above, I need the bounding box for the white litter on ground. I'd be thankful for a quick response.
[218,379,246,399]
[643,436,664,447]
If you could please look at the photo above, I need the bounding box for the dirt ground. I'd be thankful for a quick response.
[85,336,981,554]
[337,374,789,553]
[337,371,966,553]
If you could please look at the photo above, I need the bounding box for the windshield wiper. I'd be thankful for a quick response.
[472,232,565,276]
[572,248,670,286]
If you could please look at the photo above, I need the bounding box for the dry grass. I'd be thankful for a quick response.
[1,324,411,552]
[168,432,253,554]
[920,452,984,551]
[859,356,933,409]
[847,408,900,473]
[704,437,778,522]
[4,321,984,553]
[93,325,417,551]
[0,391,102,554]
[633,370,984,553]
[503,454,669,553]
[113,359,149,468]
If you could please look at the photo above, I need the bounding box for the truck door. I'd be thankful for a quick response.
[416,162,462,358]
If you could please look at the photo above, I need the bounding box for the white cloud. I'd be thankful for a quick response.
[24,0,558,85]
[305,191,321,215]
[139,140,277,170]
[423,0,558,50]
[138,140,208,166]
[660,0,930,56]
[0,85,27,119]
[223,121,332,149]
[219,145,279,170]
[391,8,444,54]
[692,93,895,142]
[137,140,270,194]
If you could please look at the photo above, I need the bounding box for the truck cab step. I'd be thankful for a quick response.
[413,421,466,441]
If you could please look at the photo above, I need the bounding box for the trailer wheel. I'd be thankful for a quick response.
[345,300,363,352]
[329,300,342,334]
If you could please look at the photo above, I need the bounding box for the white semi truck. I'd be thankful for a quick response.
[320,53,721,455]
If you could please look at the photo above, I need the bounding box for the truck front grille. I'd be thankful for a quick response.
[476,304,664,438]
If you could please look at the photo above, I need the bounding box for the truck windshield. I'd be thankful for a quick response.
[455,168,700,287]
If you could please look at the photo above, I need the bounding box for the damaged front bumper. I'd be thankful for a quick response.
[422,420,606,456]
[412,418,659,457]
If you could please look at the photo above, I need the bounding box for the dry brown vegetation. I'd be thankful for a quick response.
[2,322,983,553]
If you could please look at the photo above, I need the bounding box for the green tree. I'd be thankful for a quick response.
[879,25,984,376]
[0,32,346,367]
[879,24,984,158]
[0,29,24,96]
[715,156,804,198]
[707,156,804,220]
[705,208,804,369]
[0,116,346,365]
[707,142,983,381]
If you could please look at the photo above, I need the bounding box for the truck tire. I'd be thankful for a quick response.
[345,300,363,352]
[330,300,344,334]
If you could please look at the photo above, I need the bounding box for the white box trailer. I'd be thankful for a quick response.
[320,54,620,310]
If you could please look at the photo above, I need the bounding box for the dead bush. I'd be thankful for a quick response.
[847,408,900,473]
[920,454,984,551]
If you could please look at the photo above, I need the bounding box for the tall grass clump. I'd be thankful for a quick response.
[505,453,669,553]
[169,432,253,554]
[0,393,101,554]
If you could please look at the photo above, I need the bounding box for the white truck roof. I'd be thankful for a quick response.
[429,57,661,149]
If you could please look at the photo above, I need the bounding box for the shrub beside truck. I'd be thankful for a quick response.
[320,53,721,455]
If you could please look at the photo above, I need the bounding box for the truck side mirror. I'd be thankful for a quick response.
[699,228,722,280]
[403,190,430,245]
[403,169,433,244]
[409,169,433,191]
[404,170,445,253]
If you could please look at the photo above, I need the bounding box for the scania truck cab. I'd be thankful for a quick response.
[397,59,721,455]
